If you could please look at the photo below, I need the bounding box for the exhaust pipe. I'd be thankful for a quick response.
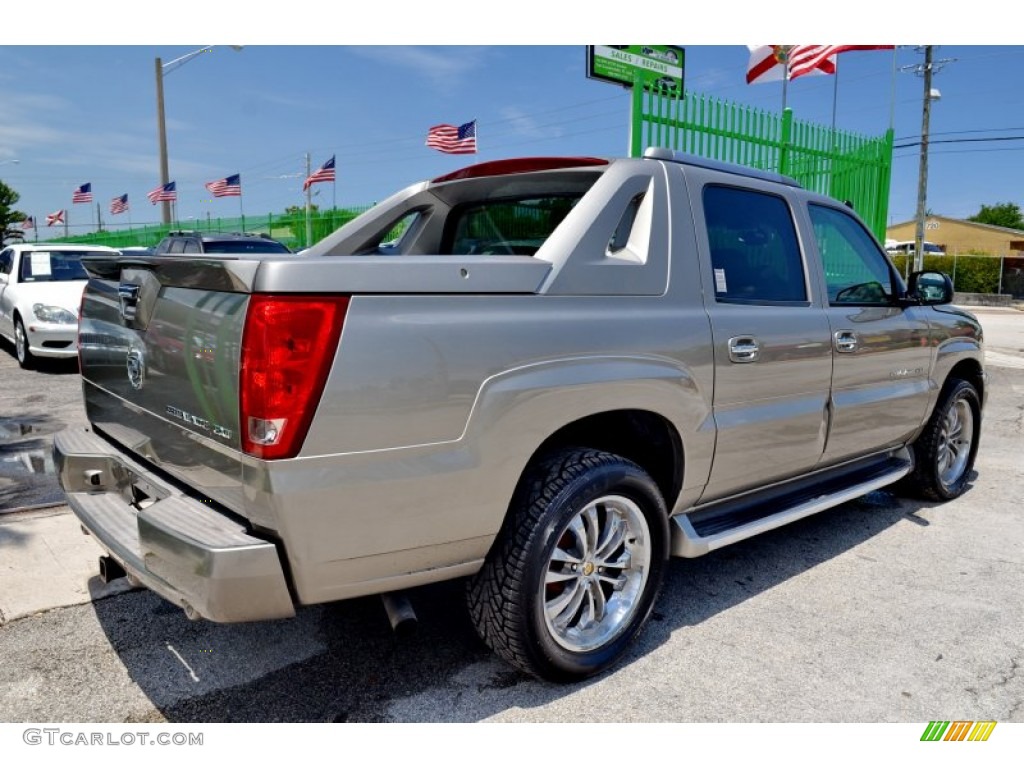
[98,555,126,584]
[381,592,417,637]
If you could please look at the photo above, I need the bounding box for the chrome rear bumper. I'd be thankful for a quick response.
[53,427,295,622]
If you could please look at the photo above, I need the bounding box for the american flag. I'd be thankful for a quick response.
[787,45,894,80]
[147,181,177,204]
[46,209,65,226]
[303,157,335,191]
[205,173,242,198]
[72,183,93,204]
[426,120,477,155]
[21,216,35,230]
[110,194,129,215]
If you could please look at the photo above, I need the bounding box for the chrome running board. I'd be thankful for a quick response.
[671,448,912,558]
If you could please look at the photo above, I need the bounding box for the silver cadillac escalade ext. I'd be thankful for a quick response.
[54,149,985,681]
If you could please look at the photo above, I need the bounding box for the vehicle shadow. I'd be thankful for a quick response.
[86,486,956,722]
[0,338,79,375]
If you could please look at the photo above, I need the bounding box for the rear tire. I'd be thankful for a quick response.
[467,449,669,682]
[903,378,981,501]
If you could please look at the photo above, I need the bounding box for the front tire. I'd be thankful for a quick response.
[14,317,34,370]
[904,378,981,500]
[467,449,669,682]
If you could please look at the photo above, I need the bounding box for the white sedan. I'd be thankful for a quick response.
[0,242,119,368]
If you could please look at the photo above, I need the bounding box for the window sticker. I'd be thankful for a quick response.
[30,253,53,276]
[714,268,728,293]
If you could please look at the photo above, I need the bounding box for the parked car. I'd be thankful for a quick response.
[886,240,946,257]
[0,242,120,368]
[56,150,984,681]
[153,231,291,256]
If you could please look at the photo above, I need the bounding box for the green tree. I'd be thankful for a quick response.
[0,178,28,245]
[967,202,1024,230]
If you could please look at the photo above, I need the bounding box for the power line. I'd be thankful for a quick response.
[894,135,1024,149]
[895,126,1024,142]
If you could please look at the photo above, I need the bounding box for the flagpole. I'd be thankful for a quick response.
[239,185,245,233]
[831,57,840,139]
[888,47,898,130]
[304,153,312,249]
[782,52,789,113]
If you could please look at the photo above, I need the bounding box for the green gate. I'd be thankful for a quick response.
[633,86,894,240]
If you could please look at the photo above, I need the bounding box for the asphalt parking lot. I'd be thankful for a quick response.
[0,308,1022,723]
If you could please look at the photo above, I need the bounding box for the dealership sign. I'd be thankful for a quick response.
[586,45,685,93]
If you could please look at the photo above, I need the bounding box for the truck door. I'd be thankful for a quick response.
[693,182,833,501]
[805,203,934,464]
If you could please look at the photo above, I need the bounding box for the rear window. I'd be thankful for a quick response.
[203,240,290,254]
[18,251,90,282]
[444,196,582,256]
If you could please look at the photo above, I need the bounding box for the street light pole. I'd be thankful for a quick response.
[154,46,241,227]
[155,57,171,225]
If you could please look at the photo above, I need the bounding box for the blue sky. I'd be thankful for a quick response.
[3,14,1021,236]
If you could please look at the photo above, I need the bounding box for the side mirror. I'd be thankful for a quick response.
[908,270,954,305]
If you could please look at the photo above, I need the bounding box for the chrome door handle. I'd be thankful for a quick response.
[728,336,760,363]
[834,330,858,353]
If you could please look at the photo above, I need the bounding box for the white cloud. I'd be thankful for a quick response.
[347,46,489,90]
[499,106,562,140]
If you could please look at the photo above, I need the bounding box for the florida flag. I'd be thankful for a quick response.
[746,45,836,84]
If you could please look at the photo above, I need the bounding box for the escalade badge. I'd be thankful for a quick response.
[126,347,146,390]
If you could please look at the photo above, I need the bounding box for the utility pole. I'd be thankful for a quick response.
[912,46,933,275]
[904,46,955,275]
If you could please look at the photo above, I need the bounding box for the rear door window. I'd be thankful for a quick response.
[703,186,807,303]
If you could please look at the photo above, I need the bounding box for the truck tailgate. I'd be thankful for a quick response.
[76,253,550,520]
[78,257,252,515]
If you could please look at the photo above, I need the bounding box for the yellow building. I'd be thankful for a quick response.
[886,216,1024,256]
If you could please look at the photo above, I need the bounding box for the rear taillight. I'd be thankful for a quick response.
[240,294,349,460]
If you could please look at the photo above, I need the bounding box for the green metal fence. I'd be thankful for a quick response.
[48,206,374,251]
[633,86,894,241]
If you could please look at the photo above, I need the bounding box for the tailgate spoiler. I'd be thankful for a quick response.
[83,254,551,295]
